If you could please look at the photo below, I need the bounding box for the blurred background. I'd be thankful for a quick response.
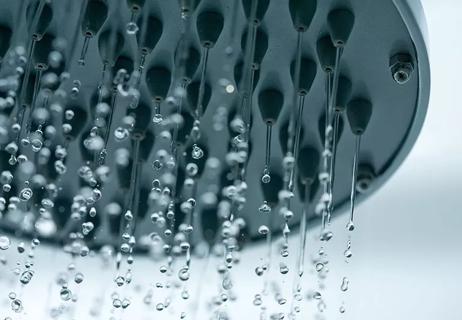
[1,0,461,319]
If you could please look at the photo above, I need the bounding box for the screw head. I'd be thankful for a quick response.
[355,164,375,194]
[389,53,414,84]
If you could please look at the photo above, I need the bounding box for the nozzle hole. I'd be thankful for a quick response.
[203,41,213,48]
[394,70,409,84]
[132,132,144,140]
[356,179,371,193]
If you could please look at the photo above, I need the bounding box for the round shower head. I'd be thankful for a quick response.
[0,0,429,253]
[0,0,431,318]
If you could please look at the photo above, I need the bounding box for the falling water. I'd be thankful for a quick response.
[0,0,424,318]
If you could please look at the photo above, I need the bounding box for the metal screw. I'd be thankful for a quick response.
[389,53,414,84]
[355,164,375,194]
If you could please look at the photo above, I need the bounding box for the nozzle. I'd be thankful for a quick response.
[98,29,125,66]
[0,24,12,60]
[242,0,270,23]
[288,0,317,32]
[316,35,336,73]
[26,0,53,40]
[196,10,224,48]
[258,87,284,125]
[327,8,355,47]
[81,0,109,37]
[297,145,320,184]
[346,98,373,135]
[145,65,172,101]
[291,57,317,95]
[335,75,353,112]
[137,15,163,54]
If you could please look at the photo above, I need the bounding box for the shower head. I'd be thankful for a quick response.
[0,0,429,255]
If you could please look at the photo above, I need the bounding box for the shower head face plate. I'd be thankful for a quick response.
[0,0,429,249]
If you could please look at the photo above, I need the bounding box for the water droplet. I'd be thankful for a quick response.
[0,171,13,184]
[225,84,235,93]
[19,187,33,201]
[152,113,164,124]
[315,262,324,272]
[178,267,190,281]
[65,109,75,120]
[181,289,190,299]
[261,173,271,184]
[120,243,130,253]
[17,243,25,254]
[19,270,34,285]
[113,298,122,308]
[0,236,10,250]
[191,144,204,159]
[60,287,72,301]
[122,298,131,308]
[41,198,54,208]
[317,300,326,312]
[222,277,233,290]
[115,275,125,287]
[258,225,269,235]
[320,230,333,242]
[253,297,262,306]
[89,207,97,217]
[35,218,57,237]
[344,249,352,259]
[258,202,271,214]
[73,272,84,284]
[126,22,139,34]
[230,117,245,133]
[11,299,22,312]
[84,135,104,151]
[124,210,133,221]
[279,262,289,274]
[31,137,43,152]
[255,266,264,276]
[114,127,129,141]
[185,163,198,176]
[54,160,67,175]
[153,160,162,170]
[82,222,94,235]
[341,277,349,292]
[346,221,355,231]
